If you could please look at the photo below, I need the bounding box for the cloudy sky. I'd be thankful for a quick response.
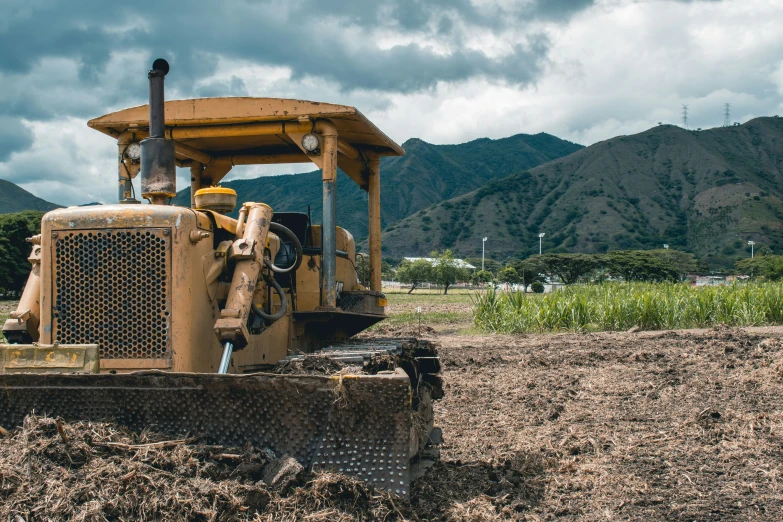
[0,0,782,205]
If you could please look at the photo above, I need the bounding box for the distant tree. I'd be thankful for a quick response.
[471,270,494,285]
[0,211,44,296]
[509,258,544,291]
[380,260,395,281]
[600,250,678,282]
[0,237,13,294]
[531,281,545,293]
[536,253,598,285]
[648,249,699,280]
[497,267,520,286]
[736,256,783,280]
[430,249,471,295]
[396,259,434,294]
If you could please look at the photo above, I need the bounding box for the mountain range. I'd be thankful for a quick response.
[0,179,61,214]
[172,132,583,241]
[381,117,783,266]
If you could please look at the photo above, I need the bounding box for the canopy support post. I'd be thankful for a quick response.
[319,120,339,308]
[367,152,382,292]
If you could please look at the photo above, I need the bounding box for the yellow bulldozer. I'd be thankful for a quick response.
[0,59,441,495]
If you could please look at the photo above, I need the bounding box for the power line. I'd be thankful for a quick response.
[723,103,731,127]
[681,104,689,129]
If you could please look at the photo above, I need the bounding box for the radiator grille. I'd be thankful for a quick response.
[53,229,171,359]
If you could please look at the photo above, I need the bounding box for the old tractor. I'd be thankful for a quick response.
[0,59,441,495]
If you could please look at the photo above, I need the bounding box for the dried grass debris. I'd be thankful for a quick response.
[0,415,408,522]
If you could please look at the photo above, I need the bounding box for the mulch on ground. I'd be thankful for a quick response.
[434,325,783,520]
[3,326,783,520]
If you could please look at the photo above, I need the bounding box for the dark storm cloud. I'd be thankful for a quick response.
[0,0,592,160]
[532,0,597,19]
[0,0,551,98]
[0,0,532,159]
[0,117,33,162]
[0,0,559,158]
[0,0,725,162]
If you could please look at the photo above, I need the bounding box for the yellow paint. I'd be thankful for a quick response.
[1,344,97,373]
[195,186,236,196]
[88,98,404,188]
[14,96,399,375]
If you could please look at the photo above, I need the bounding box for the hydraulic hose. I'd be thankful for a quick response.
[265,222,303,274]
[251,275,287,321]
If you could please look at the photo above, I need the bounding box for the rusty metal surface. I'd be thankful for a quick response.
[367,151,382,292]
[338,291,386,315]
[0,370,414,494]
[52,229,171,360]
[0,343,99,373]
[140,137,177,200]
[214,203,273,347]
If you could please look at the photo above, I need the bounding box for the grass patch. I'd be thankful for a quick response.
[0,302,12,322]
[368,310,472,330]
[385,292,475,306]
[474,282,783,333]
[0,300,16,342]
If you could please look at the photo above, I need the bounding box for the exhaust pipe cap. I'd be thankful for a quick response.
[152,58,170,75]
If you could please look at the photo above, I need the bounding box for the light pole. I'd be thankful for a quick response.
[748,240,755,258]
[538,232,545,255]
[482,237,488,271]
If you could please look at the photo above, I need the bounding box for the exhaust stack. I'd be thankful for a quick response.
[140,59,176,205]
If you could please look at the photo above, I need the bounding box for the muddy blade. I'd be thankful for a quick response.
[0,369,415,495]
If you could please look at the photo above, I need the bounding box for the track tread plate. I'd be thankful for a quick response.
[0,370,413,494]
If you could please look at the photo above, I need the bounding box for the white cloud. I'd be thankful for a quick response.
[0,117,116,204]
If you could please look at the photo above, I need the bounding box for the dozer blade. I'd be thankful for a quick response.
[0,369,417,495]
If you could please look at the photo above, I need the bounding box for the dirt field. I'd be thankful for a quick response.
[5,295,783,520]
[376,294,783,520]
[408,325,783,520]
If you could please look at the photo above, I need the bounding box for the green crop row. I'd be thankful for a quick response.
[473,282,783,333]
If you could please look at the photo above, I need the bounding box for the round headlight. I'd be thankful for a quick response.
[301,133,320,153]
[125,142,142,160]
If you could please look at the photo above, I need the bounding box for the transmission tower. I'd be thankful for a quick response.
[681,104,689,129]
[723,103,731,127]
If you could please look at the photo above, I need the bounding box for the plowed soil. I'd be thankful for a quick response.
[416,325,783,520]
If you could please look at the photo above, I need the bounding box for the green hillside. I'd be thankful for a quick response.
[173,133,583,240]
[0,179,61,214]
[382,117,783,267]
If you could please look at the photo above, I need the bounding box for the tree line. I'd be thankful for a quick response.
[385,248,783,294]
[393,250,471,294]
[388,250,703,293]
[0,211,44,296]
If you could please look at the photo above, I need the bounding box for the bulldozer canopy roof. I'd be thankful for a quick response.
[89,97,403,157]
[88,97,403,188]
